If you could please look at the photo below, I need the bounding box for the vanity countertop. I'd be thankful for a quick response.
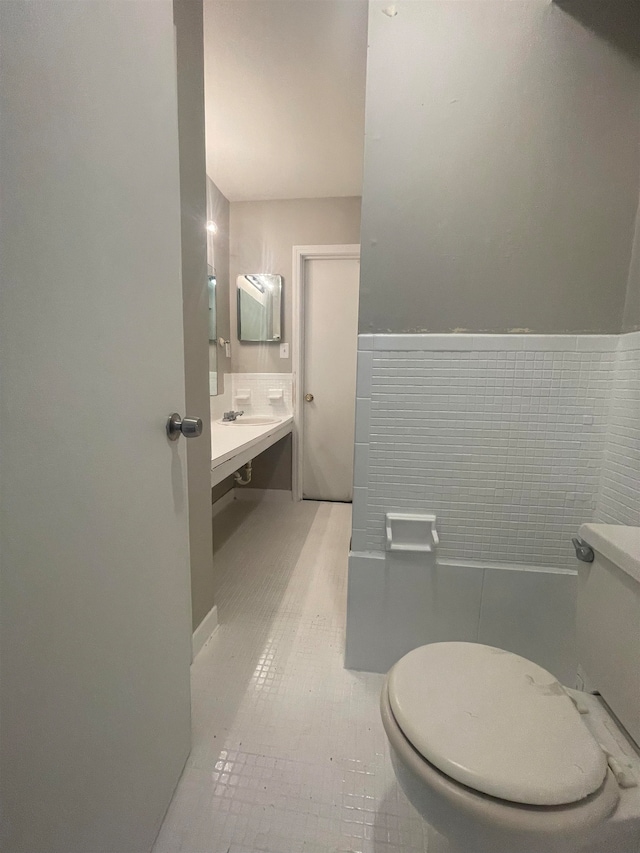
[210,415,293,487]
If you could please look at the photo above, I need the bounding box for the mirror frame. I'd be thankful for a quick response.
[208,267,217,343]
[236,274,283,342]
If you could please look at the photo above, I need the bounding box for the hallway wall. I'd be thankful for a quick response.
[229,197,361,373]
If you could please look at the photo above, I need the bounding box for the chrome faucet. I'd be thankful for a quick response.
[222,410,244,422]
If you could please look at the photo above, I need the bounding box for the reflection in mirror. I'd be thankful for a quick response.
[237,274,282,342]
[208,272,217,342]
[208,266,218,396]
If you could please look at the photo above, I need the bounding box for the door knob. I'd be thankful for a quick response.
[166,413,203,441]
[305,393,314,402]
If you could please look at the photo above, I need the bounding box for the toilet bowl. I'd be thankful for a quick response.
[381,644,637,853]
[380,524,640,853]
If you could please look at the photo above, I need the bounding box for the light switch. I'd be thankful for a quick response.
[280,343,289,359]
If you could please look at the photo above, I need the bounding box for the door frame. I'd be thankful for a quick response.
[291,244,361,502]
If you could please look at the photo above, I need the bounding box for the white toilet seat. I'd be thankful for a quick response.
[381,674,621,853]
[387,642,607,806]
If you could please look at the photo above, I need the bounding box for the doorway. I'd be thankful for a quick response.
[292,245,361,502]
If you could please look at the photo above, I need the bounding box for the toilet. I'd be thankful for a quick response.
[381,523,640,853]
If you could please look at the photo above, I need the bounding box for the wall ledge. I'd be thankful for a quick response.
[618,329,640,351]
[358,333,619,352]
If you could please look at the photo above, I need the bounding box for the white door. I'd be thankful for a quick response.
[0,4,193,852]
[303,256,360,501]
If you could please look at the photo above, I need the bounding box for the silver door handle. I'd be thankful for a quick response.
[305,393,314,402]
[166,413,203,441]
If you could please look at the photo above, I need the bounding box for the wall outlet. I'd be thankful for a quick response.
[280,343,289,359]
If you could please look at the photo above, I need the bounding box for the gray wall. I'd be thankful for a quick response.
[230,197,362,372]
[623,185,640,333]
[359,1,640,334]
[207,175,231,386]
[244,435,292,491]
[175,0,215,632]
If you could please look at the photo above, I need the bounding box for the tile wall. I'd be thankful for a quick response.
[353,335,618,569]
[347,332,638,677]
[596,332,640,526]
[210,374,293,421]
[230,373,292,419]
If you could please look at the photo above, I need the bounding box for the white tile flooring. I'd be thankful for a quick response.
[154,497,429,853]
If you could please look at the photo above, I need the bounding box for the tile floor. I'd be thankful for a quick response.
[154,496,430,853]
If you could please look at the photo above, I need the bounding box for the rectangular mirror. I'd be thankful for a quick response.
[237,274,282,342]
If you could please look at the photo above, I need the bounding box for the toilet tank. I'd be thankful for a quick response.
[576,524,640,747]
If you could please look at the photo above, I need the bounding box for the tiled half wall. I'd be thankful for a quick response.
[352,334,640,567]
[596,333,640,526]
[347,332,639,678]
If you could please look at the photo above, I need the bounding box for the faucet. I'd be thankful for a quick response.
[222,410,244,422]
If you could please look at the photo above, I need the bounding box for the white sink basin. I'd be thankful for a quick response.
[218,416,281,426]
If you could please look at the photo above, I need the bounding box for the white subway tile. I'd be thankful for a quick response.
[354,398,371,444]
[576,335,617,352]
[356,351,373,398]
[352,487,369,530]
[353,442,370,489]
[230,373,292,418]
[355,337,617,568]
[595,344,640,526]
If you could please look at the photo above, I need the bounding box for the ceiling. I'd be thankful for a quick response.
[203,0,368,202]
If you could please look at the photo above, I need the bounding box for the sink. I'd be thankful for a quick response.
[218,416,281,426]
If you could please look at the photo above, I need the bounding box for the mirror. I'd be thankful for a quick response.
[208,271,217,342]
[208,266,218,396]
[237,274,282,342]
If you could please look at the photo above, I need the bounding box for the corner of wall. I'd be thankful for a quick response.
[622,187,640,333]
[206,175,231,391]
[594,330,640,524]
[175,0,216,633]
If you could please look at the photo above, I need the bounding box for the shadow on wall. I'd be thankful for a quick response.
[555,0,640,62]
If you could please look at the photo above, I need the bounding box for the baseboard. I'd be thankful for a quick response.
[192,605,218,662]
[211,488,236,518]
[233,488,293,502]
